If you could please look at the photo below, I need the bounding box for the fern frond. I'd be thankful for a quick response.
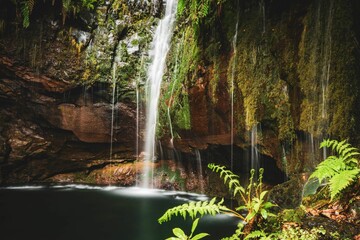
[244,230,266,239]
[338,143,351,155]
[198,1,209,18]
[319,139,359,165]
[343,152,360,164]
[208,163,245,197]
[320,139,330,148]
[158,198,226,224]
[335,140,347,153]
[177,0,186,16]
[307,139,360,201]
[20,0,31,28]
[329,169,360,200]
[309,157,345,183]
[28,0,35,12]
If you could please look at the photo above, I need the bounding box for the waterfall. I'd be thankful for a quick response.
[195,149,204,193]
[230,0,240,171]
[250,124,261,179]
[109,64,117,160]
[260,0,266,34]
[320,0,333,160]
[142,0,178,188]
[281,144,288,178]
[135,55,145,161]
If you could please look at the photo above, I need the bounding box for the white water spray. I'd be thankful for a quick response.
[142,0,178,188]
[260,0,266,35]
[230,0,240,171]
[110,64,117,160]
[135,55,145,161]
[250,124,261,179]
[195,149,204,193]
[320,0,333,160]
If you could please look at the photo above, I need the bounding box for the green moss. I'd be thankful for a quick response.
[208,58,220,104]
[157,25,200,137]
[279,208,306,223]
[227,4,296,142]
[296,0,357,141]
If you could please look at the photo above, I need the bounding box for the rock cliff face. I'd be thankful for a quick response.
[0,0,151,184]
[0,0,360,187]
[159,0,360,177]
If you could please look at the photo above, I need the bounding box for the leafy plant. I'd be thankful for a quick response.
[17,0,98,28]
[20,0,35,28]
[159,164,277,239]
[165,218,209,240]
[158,198,228,224]
[208,164,276,223]
[304,139,360,200]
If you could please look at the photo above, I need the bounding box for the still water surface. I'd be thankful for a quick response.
[0,185,239,240]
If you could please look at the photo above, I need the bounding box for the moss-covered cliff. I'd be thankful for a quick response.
[1,0,360,185]
[160,0,360,175]
[0,0,158,184]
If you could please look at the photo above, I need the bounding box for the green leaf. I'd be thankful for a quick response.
[192,233,210,240]
[235,205,247,211]
[245,211,256,221]
[259,190,268,200]
[173,228,187,239]
[260,208,268,219]
[262,201,277,209]
[191,218,199,235]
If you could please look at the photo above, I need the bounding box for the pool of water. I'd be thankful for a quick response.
[0,185,239,240]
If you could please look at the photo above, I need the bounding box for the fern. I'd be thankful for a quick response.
[329,169,360,199]
[306,139,360,200]
[160,165,276,239]
[198,0,210,19]
[158,198,228,224]
[177,0,186,16]
[244,230,267,240]
[320,139,360,164]
[208,163,245,199]
[309,157,346,183]
[20,0,35,28]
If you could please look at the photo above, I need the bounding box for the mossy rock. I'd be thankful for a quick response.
[269,174,309,208]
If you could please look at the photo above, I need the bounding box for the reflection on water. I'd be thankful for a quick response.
[0,185,239,240]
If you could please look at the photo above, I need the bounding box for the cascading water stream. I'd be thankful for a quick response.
[142,0,178,188]
[195,149,204,193]
[110,64,117,160]
[250,124,261,179]
[230,0,240,171]
[135,55,145,161]
[320,0,333,160]
[260,0,266,35]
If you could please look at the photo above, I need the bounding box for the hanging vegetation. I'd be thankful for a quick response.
[17,0,99,28]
